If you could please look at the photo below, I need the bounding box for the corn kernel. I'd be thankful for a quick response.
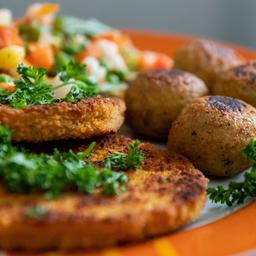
[0,46,25,70]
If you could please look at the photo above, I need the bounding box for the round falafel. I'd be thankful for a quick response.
[125,69,208,139]
[174,39,244,91]
[168,95,256,176]
[212,61,256,107]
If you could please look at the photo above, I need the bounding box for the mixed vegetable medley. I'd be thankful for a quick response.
[0,3,172,100]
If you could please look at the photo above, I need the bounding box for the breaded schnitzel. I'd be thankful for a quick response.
[0,96,125,142]
[0,136,207,250]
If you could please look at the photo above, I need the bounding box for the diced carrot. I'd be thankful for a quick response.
[23,58,33,67]
[26,3,59,18]
[25,3,59,24]
[27,44,54,70]
[6,86,15,93]
[0,82,15,93]
[94,31,120,42]
[76,47,101,62]
[76,49,91,62]
[94,31,131,49]
[139,51,173,71]
[35,3,59,17]
[77,36,129,63]
[0,26,23,49]
[154,53,173,69]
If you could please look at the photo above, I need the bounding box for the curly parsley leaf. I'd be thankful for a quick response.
[63,80,98,102]
[17,63,47,84]
[99,169,128,195]
[0,62,99,108]
[0,126,136,198]
[0,64,56,108]
[104,140,144,171]
[58,61,89,82]
[58,61,99,102]
[242,139,256,162]
[208,139,256,206]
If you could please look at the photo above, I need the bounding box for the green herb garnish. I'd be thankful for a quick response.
[0,64,55,108]
[104,140,144,171]
[208,139,256,206]
[0,62,99,108]
[58,61,90,82]
[58,61,99,102]
[0,126,145,198]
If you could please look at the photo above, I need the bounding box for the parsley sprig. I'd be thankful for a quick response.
[208,139,256,206]
[0,62,99,108]
[0,64,55,108]
[0,126,144,198]
[104,140,144,170]
[57,61,99,102]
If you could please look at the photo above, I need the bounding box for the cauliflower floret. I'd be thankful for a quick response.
[94,39,127,71]
[82,56,106,82]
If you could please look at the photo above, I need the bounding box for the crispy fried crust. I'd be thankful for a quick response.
[212,61,256,107]
[0,96,126,142]
[168,96,256,176]
[0,136,208,250]
[125,69,208,139]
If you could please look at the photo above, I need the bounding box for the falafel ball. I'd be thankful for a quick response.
[174,39,244,90]
[168,96,256,177]
[212,62,256,107]
[125,69,208,139]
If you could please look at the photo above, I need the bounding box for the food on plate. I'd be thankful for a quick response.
[0,3,172,96]
[212,62,256,107]
[0,128,207,250]
[0,64,125,142]
[0,45,25,70]
[174,39,244,90]
[168,96,256,176]
[0,96,125,142]
[0,126,144,198]
[208,139,256,206]
[125,69,208,139]
[1,1,253,250]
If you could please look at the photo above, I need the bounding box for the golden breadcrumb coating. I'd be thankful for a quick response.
[168,96,256,176]
[0,96,126,142]
[0,136,207,250]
